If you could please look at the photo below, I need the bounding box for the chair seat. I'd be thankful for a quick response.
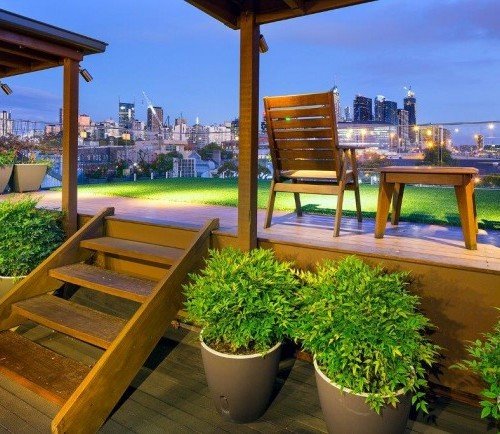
[282,169,353,180]
[380,166,478,175]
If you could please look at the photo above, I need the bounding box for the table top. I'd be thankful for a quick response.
[380,166,479,175]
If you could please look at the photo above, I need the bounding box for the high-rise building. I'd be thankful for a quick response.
[118,102,135,130]
[404,88,417,142]
[344,106,352,122]
[383,100,398,125]
[0,111,13,136]
[147,106,164,133]
[332,85,341,122]
[374,95,385,123]
[353,95,372,123]
[397,109,409,149]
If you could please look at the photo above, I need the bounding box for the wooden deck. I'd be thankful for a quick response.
[0,325,495,433]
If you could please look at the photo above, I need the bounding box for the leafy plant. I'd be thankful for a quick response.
[184,248,299,354]
[0,197,65,277]
[453,316,500,420]
[291,256,439,414]
[0,150,15,167]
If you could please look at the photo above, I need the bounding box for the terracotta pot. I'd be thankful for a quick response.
[314,359,411,434]
[200,335,281,423]
[0,165,13,193]
[12,163,48,193]
[0,276,25,299]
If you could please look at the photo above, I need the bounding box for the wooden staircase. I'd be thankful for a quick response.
[0,208,218,433]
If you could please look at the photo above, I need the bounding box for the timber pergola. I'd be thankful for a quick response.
[186,0,375,250]
[0,9,107,235]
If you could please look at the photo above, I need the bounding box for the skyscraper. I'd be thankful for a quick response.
[344,106,352,122]
[332,85,341,122]
[397,108,409,148]
[404,88,417,142]
[118,102,135,130]
[147,106,164,132]
[383,100,398,125]
[353,95,372,123]
[374,95,385,123]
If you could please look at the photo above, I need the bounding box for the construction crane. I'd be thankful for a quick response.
[142,91,164,140]
[403,85,415,98]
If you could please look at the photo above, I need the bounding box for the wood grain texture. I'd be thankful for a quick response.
[13,295,126,349]
[0,331,90,406]
[49,263,156,303]
[80,237,184,265]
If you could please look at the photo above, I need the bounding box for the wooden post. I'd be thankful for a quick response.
[61,58,79,236]
[237,11,260,251]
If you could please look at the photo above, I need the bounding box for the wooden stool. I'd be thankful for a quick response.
[375,166,479,249]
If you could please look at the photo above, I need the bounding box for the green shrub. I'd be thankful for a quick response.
[0,198,65,277]
[184,248,299,354]
[292,256,439,413]
[0,150,15,167]
[453,316,500,420]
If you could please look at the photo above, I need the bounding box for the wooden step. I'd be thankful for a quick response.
[49,263,157,303]
[80,237,184,266]
[12,295,126,349]
[0,331,90,406]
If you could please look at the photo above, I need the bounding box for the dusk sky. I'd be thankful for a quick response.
[1,0,499,127]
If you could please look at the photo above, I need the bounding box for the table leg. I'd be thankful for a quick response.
[391,183,405,225]
[472,190,478,233]
[454,180,477,250]
[349,149,362,222]
[375,174,394,238]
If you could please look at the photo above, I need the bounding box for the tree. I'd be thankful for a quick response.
[198,142,221,161]
[421,145,453,166]
[217,160,238,177]
[258,163,271,179]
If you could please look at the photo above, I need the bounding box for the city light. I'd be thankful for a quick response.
[488,123,495,130]
[454,128,459,133]
[426,129,432,137]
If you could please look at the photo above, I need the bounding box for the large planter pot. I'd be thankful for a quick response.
[0,276,25,298]
[0,165,13,193]
[12,163,48,193]
[314,359,411,434]
[200,336,281,423]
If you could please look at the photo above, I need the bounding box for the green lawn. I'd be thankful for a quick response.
[73,178,500,230]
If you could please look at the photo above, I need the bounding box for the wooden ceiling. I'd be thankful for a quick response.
[185,0,375,29]
[0,9,107,78]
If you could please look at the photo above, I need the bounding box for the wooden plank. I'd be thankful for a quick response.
[0,331,90,406]
[51,219,219,433]
[278,158,335,171]
[385,172,465,186]
[273,116,331,129]
[382,166,478,175]
[275,138,334,149]
[274,128,332,139]
[265,92,330,109]
[49,263,156,303]
[13,295,126,349]
[274,182,341,195]
[184,0,239,29]
[276,148,335,160]
[0,208,114,331]
[267,105,331,119]
[237,12,260,251]
[61,58,80,236]
[80,237,184,265]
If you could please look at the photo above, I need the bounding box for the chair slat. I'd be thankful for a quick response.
[274,129,332,140]
[264,92,331,109]
[267,106,332,119]
[272,117,331,129]
[276,149,334,160]
[275,139,334,150]
[277,158,336,171]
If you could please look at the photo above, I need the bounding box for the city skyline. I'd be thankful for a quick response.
[0,0,498,125]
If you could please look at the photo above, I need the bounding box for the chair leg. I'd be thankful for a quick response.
[292,180,302,217]
[354,184,362,223]
[264,181,277,229]
[454,182,477,250]
[391,183,405,226]
[333,184,345,237]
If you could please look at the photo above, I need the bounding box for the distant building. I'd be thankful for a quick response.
[230,118,239,139]
[173,118,188,141]
[397,109,409,148]
[332,85,342,122]
[59,108,63,126]
[353,95,372,123]
[337,122,398,150]
[189,122,209,148]
[344,106,352,122]
[118,102,135,130]
[147,106,164,133]
[0,111,13,136]
[404,88,417,142]
[374,96,385,123]
[208,124,232,145]
[374,96,397,125]
[44,124,61,135]
[420,125,451,149]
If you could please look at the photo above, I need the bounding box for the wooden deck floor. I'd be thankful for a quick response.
[0,325,496,434]
[13,190,500,273]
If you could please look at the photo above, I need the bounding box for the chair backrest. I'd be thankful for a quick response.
[264,91,341,179]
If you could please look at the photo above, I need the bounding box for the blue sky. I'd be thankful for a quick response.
[0,0,499,126]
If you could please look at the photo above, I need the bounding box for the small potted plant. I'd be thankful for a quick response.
[12,153,51,193]
[184,247,299,423]
[0,149,15,193]
[0,197,65,296]
[292,256,439,434]
[453,316,499,422]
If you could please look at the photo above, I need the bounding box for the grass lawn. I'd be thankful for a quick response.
[73,178,500,230]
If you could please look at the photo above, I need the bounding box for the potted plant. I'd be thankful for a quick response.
[453,316,499,422]
[12,153,51,193]
[0,197,65,296]
[292,256,439,434]
[184,247,299,423]
[0,149,15,193]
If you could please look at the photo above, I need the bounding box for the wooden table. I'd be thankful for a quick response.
[375,166,479,249]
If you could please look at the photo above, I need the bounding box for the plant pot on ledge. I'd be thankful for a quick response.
[314,359,411,434]
[0,165,13,193]
[200,336,281,423]
[12,163,48,193]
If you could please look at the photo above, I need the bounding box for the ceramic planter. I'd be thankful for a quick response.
[0,165,13,193]
[12,163,48,193]
[200,335,281,423]
[0,276,25,298]
[314,359,411,434]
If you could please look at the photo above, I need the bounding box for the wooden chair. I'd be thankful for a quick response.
[263,91,362,236]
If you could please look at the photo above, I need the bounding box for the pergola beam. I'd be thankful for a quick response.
[283,0,305,10]
[0,43,60,63]
[185,0,239,29]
